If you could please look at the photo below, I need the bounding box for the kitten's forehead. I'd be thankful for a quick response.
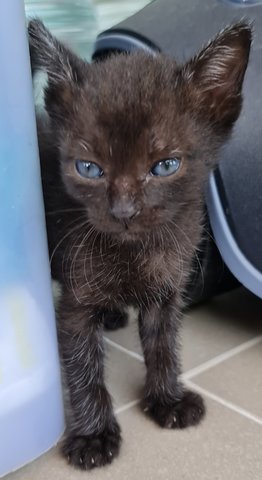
[74,53,181,155]
[85,53,176,114]
[66,53,206,162]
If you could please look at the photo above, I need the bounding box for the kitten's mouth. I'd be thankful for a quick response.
[110,221,155,242]
[94,219,150,241]
[90,211,163,241]
[117,229,144,241]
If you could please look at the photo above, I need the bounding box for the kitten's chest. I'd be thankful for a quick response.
[74,240,182,306]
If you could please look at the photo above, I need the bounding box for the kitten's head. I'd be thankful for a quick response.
[29,20,251,241]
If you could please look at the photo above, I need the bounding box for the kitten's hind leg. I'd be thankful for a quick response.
[58,296,121,470]
[138,297,205,430]
[102,308,128,331]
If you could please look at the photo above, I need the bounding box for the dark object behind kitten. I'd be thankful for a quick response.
[28,19,251,470]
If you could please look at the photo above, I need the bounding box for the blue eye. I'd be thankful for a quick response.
[75,160,104,179]
[151,158,181,177]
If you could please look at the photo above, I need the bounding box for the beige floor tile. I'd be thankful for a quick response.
[6,399,262,480]
[105,343,145,408]
[182,288,262,371]
[117,402,262,480]
[104,306,142,356]
[192,342,262,418]
[105,288,262,372]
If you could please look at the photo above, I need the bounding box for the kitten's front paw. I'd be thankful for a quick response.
[144,390,205,429]
[62,426,121,470]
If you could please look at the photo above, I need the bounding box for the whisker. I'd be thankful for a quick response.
[46,207,87,216]
[168,219,205,293]
[50,215,88,265]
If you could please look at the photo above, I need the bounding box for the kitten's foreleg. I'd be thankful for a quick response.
[57,298,121,470]
[138,297,205,429]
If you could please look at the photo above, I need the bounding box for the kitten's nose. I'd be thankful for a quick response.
[110,202,137,221]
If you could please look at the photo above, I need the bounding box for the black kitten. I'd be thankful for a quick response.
[28,19,251,470]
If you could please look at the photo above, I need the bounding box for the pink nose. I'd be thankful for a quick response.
[110,201,137,220]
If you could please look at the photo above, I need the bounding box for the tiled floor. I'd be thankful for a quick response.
[6,287,262,480]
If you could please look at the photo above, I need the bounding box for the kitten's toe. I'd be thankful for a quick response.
[103,309,128,331]
[62,426,121,470]
[144,390,205,429]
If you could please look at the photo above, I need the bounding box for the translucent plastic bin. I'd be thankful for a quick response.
[0,1,64,476]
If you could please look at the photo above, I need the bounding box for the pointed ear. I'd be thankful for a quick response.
[182,21,252,130]
[28,19,87,118]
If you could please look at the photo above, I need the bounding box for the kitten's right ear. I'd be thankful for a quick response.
[28,19,87,117]
[182,21,252,131]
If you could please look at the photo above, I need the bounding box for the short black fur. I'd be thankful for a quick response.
[28,19,251,470]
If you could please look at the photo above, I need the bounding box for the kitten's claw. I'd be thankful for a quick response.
[62,425,121,470]
[143,390,205,429]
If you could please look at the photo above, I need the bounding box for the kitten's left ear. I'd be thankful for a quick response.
[183,21,252,130]
[28,19,88,118]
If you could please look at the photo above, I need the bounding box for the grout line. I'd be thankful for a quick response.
[107,334,262,421]
[183,335,262,380]
[104,337,144,362]
[105,334,262,380]
[115,382,262,428]
[115,399,140,415]
[185,379,262,427]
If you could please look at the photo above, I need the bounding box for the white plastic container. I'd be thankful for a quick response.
[0,1,64,476]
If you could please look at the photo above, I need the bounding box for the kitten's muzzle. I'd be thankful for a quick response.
[109,202,139,221]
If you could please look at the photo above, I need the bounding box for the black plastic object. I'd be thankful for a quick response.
[92,0,262,303]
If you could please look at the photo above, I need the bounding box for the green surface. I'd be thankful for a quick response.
[25,0,150,59]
